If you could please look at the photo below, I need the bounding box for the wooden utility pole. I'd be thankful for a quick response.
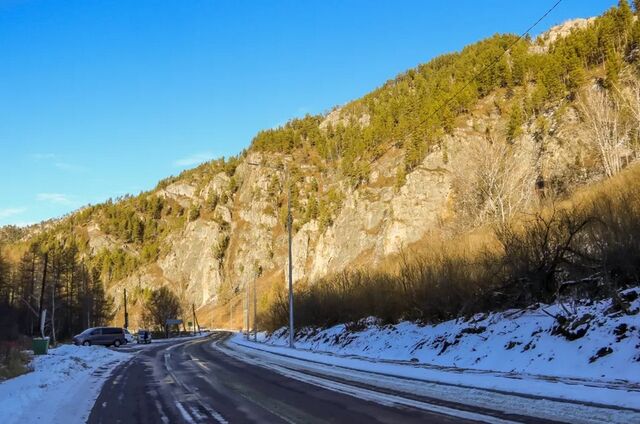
[253,277,258,342]
[287,175,295,348]
[123,288,129,329]
[246,161,295,348]
[245,282,249,339]
[29,251,36,336]
[192,303,200,335]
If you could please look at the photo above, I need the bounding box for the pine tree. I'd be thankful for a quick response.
[618,0,634,30]
[507,103,525,142]
[605,49,622,89]
[565,53,585,98]
[305,196,319,221]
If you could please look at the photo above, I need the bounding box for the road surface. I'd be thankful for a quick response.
[88,332,549,424]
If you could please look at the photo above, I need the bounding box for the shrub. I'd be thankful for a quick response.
[262,164,640,331]
[0,340,31,381]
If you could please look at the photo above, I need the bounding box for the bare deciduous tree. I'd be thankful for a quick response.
[453,133,538,226]
[578,86,629,178]
[617,77,640,158]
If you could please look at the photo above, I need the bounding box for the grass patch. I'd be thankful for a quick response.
[0,340,31,381]
[261,164,640,331]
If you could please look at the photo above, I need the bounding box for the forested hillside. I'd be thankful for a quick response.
[1,1,640,339]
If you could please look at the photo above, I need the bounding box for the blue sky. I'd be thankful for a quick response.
[0,0,614,226]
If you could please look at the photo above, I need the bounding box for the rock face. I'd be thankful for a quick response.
[158,220,223,305]
[26,12,630,324]
[99,80,610,320]
[105,148,454,314]
[307,152,450,282]
[532,17,596,52]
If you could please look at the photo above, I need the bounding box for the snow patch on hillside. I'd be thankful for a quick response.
[0,344,131,424]
[263,288,640,384]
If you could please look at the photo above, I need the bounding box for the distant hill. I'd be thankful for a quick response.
[1,1,639,332]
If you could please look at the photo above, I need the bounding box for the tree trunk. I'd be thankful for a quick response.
[37,252,48,338]
[51,270,56,346]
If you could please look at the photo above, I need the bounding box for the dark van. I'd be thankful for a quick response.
[73,327,126,347]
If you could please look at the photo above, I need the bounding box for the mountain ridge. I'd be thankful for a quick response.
[2,3,639,330]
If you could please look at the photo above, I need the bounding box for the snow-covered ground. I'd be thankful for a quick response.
[234,287,640,412]
[0,344,131,424]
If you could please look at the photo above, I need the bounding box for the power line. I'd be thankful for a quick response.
[402,0,564,140]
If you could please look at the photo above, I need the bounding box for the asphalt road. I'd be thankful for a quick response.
[87,332,516,424]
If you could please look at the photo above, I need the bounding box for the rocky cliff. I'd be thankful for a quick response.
[5,10,640,328]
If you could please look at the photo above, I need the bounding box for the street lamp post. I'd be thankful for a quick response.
[248,161,295,348]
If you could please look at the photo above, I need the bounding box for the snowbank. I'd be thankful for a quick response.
[261,288,640,384]
[0,344,132,424]
[231,288,640,411]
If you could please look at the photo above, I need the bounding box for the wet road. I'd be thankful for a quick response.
[87,332,496,424]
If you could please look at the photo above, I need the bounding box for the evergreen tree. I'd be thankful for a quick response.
[605,50,622,89]
[507,103,525,142]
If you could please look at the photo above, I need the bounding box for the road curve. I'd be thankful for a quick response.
[87,332,547,424]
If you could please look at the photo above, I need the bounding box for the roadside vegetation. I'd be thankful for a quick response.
[262,164,640,331]
[3,2,640,340]
[0,238,113,344]
[259,1,640,332]
[0,340,31,381]
[252,1,639,185]
[140,286,182,337]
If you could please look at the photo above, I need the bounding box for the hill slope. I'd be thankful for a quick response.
[1,2,640,333]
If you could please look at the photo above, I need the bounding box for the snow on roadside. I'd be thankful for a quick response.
[234,288,640,410]
[260,288,640,385]
[0,344,132,424]
[230,335,640,422]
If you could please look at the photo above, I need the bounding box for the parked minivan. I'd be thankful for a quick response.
[73,327,126,347]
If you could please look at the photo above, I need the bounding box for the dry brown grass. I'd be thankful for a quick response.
[261,163,640,331]
[0,339,31,381]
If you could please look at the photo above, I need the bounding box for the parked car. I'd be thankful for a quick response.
[137,329,152,344]
[124,329,135,344]
[72,327,126,347]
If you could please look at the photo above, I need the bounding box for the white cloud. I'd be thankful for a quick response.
[0,207,26,219]
[31,153,58,161]
[30,153,86,173]
[36,193,75,205]
[173,152,216,167]
[54,162,87,172]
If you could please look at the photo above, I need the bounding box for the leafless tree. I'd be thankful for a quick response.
[617,77,640,158]
[453,132,537,226]
[578,86,629,178]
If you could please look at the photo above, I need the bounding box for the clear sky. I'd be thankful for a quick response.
[0,0,615,226]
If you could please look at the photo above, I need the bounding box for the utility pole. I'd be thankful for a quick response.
[123,288,129,329]
[245,282,249,339]
[253,276,258,342]
[287,177,294,348]
[192,303,200,335]
[229,300,233,330]
[247,160,295,349]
